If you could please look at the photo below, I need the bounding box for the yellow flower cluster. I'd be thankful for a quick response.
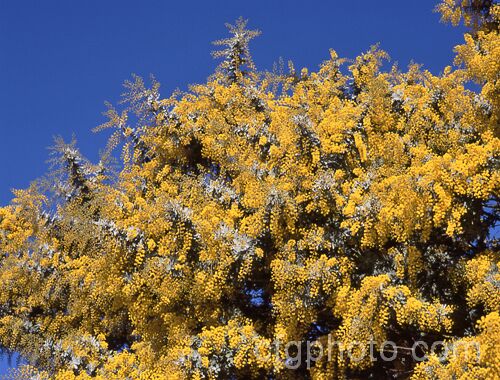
[464,252,500,312]
[412,312,500,380]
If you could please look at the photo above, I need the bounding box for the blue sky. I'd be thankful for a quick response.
[0,0,466,374]
[0,0,466,206]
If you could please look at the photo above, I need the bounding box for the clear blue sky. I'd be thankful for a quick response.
[0,0,466,206]
[0,0,465,374]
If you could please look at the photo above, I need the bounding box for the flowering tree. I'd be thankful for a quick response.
[0,2,498,379]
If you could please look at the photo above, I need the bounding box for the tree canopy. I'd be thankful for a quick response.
[0,1,499,379]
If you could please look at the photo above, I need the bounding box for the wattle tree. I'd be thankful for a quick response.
[0,1,498,379]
